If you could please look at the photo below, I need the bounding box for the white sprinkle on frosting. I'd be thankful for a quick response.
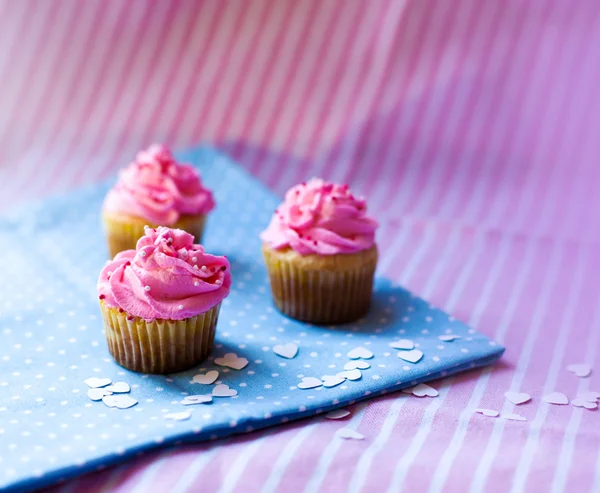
[193,265,199,269]
[194,282,200,287]
[201,266,207,272]
[139,251,147,257]
[178,304,184,310]
[144,286,151,292]
[192,257,198,263]
[215,279,222,285]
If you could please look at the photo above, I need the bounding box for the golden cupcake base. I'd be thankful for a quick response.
[262,245,378,325]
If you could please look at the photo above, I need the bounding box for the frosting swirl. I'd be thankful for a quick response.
[102,144,215,225]
[261,178,378,255]
[98,227,231,320]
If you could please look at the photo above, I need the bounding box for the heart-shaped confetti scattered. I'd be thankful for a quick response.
[398,349,424,364]
[503,413,527,421]
[214,352,249,370]
[389,339,414,350]
[474,408,499,417]
[84,377,112,389]
[192,371,219,385]
[273,343,298,359]
[438,335,461,342]
[181,395,213,405]
[504,391,531,405]
[543,392,569,405]
[411,383,439,398]
[104,382,130,394]
[347,347,373,360]
[321,375,346,388]
[101,395,118,408]
[336,369,362,381]
[164,411,191,421]
[577,391,600,403]
[87,388,113,401]
[571,398,598,410]
[567,363,592,378]
[297,377,323,390]
[325,409,351,420]
[336,428,365,440]
[344,360,370,370]
[212,384,237,397]
[102,394,138,409]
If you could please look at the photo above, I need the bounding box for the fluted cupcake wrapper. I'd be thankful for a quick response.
[100,301,220,374]
[103,212,207,258]
[263,248,377,325]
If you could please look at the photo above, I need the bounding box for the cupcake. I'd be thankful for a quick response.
[102,145,215,258]
[261,178,378,324]
[97,226,231,374]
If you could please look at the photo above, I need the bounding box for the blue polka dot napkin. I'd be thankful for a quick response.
[0,147,504,493]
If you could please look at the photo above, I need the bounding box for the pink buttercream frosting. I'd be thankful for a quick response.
[102,144,215,225]
[98,227,231,321]
[261,178,378,255]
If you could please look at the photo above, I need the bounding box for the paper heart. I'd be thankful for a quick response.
[212,384,237,397]
[102,395,118,408]
[84,377,112,389]
[102,394,138,409]
[398,349,424,364]
[571,398,598,410]
[105,382,130,393]
[344,360,370,371]
[214,352,249,370]
[578,391,600,403]
[474,408,499,417]
[321,375,346,388]
[297,377,323,390]
[567,364,592,378]
[504,391,531,405]
[503,413,527,421]
[336,428,365,440]
[438,334,461,342]
[164,411,191,421]
[336,369,362,381]
[87,388,113,401]
[325,409,351,420]
[273,343,298,359]
[411,383,438,398]
[347,347,373,360]
[192,371,219,385]
[389,339,414,350]
[181,394,213,405]
[543,392,569,405]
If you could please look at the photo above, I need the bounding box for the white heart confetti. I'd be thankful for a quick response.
[114,395,138,409]
[347,347,373,360]
[321,375,346,388]
[87,388,112,401]
[336,369,362,381]
[571,398,598,410]
[102,395,118,408]
[325,409,351,420]
[297,377,323,390]
[344,360,370,371]
[543,392,569,405]
[212,384,237,397]
[336,428,365,440]
[577,391,600,403]
[474,408,499,417]
[192,371,219,385]
[567,364,592,378]
[438,334,461,342]
[273,343,298,359]
[504,392,531,405]
[84,377,112,389]
[181,395,213,405]
[105,382,130,394]
[164,411,191,421]
[389,339,414,350]
[398,349,424,364]
[214,353,249,370]
[411,383,438,398]
[503,413,527,421]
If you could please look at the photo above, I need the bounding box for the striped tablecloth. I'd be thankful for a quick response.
[1,1,599,492]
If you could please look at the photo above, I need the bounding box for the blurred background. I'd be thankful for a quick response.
[2,1,600,492]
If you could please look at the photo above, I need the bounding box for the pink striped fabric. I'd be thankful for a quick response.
[2,0,600,491]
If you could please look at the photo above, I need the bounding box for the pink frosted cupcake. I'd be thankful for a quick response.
[261,178,379,324]
[98,226,231,374]
[102,145,215,258]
